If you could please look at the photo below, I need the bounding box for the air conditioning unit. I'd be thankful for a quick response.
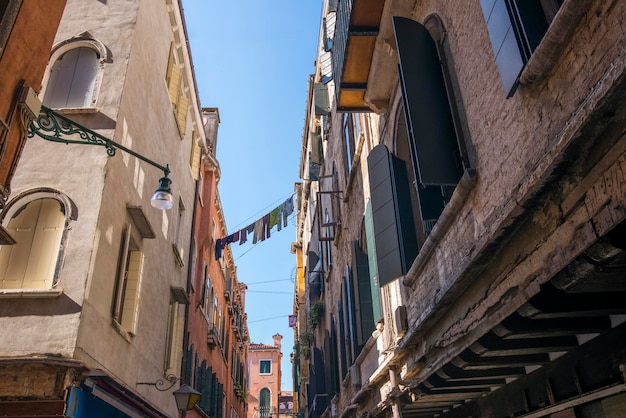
[349,364,360,386]
[394,305,408,338]
[17,85,41,120]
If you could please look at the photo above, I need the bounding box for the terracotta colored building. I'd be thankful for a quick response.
[248,334,283,418]
[184,107,249,418]
[0,0,66,244]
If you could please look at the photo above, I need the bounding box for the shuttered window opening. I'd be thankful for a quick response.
[112,224,145,336]
[480,0,563,97]
[190,131,202,180]
[352,241,374,346]
[342,114,356,184]
[364,201,382,323]
[314,83,331,116]
[44,47,99,108]
[164,301,184,377]
[393,16,464,187]
[367,144,418,287]
[0,198,65,290]
[166,43,189,135]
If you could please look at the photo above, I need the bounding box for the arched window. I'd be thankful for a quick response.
[43,46,100,108]
[0,197,67,289]
[259,388,271,418]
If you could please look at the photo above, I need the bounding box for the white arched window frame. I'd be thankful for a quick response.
[42,36,108,110]
[0,189,76,295]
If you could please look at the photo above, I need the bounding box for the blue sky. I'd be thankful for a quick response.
[181,1,323,391]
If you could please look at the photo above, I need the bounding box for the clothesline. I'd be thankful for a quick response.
[215,195,295,260]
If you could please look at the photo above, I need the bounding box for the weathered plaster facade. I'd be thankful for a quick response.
[296,1,626,418]
[0,0,206,416]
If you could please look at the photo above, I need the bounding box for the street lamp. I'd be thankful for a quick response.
[28,105,174,210]
[173,384,201,412]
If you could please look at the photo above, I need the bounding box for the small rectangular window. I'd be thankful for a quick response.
[259,360,271,375]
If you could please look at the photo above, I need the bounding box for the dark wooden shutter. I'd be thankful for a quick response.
[352,241,374,346]
[364,201,382,321]
[210,373,217,416]
[393,16,464,185]
[314,83,331,116]
[337,300,347,378]
[479,0,525,97]
[343,272,356,363]
[216,383,224,418]
[323,332,337,400]
[183,344,193,385]
[330,318,340,395]
[367,144,418,287]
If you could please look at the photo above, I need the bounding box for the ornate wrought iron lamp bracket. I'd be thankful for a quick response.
[137,374,179,391]
[28,105,169,177]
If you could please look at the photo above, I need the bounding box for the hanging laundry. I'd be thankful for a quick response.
[226,231,240,244]
[239,223,254,245]
[269,206,280,230]
[215,237,226,260]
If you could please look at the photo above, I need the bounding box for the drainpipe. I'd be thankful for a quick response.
[389,367,403,418]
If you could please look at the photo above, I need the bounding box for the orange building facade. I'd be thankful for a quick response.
[184,108,249,418]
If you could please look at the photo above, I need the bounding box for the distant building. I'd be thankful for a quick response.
[248,334,283,418]
[278,391,294,418]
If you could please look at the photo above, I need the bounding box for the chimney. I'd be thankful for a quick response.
[272,333,283,350]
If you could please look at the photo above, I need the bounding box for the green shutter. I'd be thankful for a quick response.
[364,201,382,322]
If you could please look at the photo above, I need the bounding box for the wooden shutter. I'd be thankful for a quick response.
[0,199,64,289]
[216,383,224,418]
[314,83,331,116]
[480,0,525,97]
[352,241,374,346]
[44,50,76,108]
[176,91,189,134]
[166,45,181,105]
[364,201,382,322]
[68,48,98,107]
[171,304,185,376]
[121,250,144,334]
[393,16,463,186]
[337,299,347,379]
[190,136,201,180]
[0,201,38,289]
[367,144,418,287]
[184,344,193,384]
[343,270,356,363]
[210,373,218,416]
